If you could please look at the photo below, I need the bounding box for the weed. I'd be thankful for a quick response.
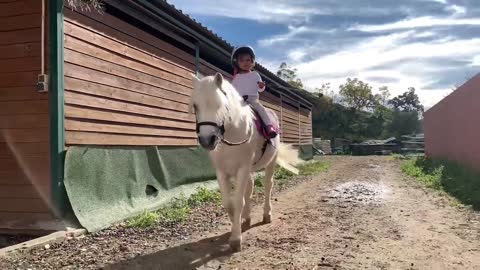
[126,187,222,228]
[188,187,221,207]
[400,156,480,210]
[158,205,190,224]
[126,210,159,228]
[298,161,330,175]
[390,154,405,160]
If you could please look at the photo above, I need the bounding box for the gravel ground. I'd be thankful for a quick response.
[0,163,310,270]
[1,156,479,270]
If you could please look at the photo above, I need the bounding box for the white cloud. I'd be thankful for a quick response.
[259,26,311,47]
[447,5,467,16]
[288,49,308,62]
[472,55,480,66]
[349,16,480,32]
[258,26,335,47]
[168,0,479,108]
[289,30,480,107]
[413,31,436,38]
[427,0,447,4]
[168,0,325,23]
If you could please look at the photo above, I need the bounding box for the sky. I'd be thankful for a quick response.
[168,0,480,109]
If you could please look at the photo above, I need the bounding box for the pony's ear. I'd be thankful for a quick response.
[191,73,200,85]
[214,72,223,88]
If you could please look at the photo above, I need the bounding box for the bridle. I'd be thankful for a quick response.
[195,88,252,147]
[196,119,252,147]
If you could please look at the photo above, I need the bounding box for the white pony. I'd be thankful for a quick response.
[190,73,301,252]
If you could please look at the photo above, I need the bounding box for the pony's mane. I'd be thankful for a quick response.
[192,75,255,132]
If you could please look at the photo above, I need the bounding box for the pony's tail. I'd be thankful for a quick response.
[276,143,302,175]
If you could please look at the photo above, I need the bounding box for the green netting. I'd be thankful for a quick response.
[298,144,314,160]
[64,146,217,232]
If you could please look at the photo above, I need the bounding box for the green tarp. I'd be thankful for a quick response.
[64,144,310,232]
[64,146,217,232]
[299,144,314,160]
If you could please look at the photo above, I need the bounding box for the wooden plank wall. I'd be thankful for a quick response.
[63,6,312,147]
[260,91,312,145]
[63,8,197,146]
[0,0,53,228]
[300,106,313,145]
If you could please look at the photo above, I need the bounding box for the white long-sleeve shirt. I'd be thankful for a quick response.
[231,71,265,97]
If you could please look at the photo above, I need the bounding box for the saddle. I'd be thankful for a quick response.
[242,96,280,141]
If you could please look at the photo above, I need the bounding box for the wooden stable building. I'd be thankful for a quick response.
[0,0,313,231]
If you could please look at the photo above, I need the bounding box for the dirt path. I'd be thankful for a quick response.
[103,156,480,270]
[2,156,479,269]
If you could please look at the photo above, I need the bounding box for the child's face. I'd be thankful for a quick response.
[237,54,254,71]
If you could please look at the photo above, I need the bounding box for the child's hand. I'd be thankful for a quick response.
[257,81,266,89]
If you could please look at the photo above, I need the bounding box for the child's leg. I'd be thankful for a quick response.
[247,96,273,126]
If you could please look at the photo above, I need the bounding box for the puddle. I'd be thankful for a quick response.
[330,181,389,204]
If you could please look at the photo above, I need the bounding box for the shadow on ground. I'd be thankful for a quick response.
[103,233,231,270]
[103,222,265,270]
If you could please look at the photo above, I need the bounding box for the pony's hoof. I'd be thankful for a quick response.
[263,214,272,224]
[229,239,242,252]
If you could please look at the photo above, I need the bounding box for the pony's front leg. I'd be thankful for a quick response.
[263,161,276,224]
[230,166,251,252]
[242,173,254,228]
[216,170,233,222]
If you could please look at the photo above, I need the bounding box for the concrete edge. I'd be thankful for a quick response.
[0,228,86,257]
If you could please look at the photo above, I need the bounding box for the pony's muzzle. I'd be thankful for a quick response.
[198,134,219,151]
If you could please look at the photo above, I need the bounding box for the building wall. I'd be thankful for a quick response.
[424,74,480,171]
[64,7,313,147]
[63,8,198,146]
[0,0,53,229]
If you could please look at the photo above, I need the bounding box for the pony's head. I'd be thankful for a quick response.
[190,72,251,151]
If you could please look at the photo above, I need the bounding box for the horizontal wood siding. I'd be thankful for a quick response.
[63,5,313,148]
[0,0,51,228]
[64,8,197,146]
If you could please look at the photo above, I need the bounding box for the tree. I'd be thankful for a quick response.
[67,0,103,11]
[388,87,424,112]
[276,62,304,89]
[386,110,421,138]
[339,78,378,111]
[313,83,331,98]
[378,86,391,107]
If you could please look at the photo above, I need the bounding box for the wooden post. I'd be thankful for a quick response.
[195,41,200,77]
[280,93,283,142]
[298,103,301,146]
[49,0,67,217]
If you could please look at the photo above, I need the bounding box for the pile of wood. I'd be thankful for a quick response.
[313,138,332,155]
[350,137,402,156]
[401,134,425,154]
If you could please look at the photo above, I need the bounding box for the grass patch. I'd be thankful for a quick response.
[391,154,405,160]
[188,186,222,207]
[298,161,330,176]
[400,156,480,210]
[126,210,160,228]
[126,187,221,228]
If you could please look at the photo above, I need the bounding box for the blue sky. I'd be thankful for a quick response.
[169,0,480,109]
